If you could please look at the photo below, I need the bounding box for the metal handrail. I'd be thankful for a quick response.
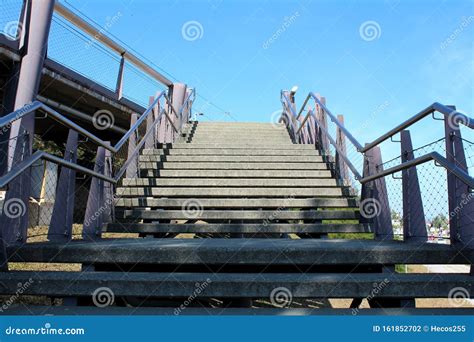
[307,110,362,180]
[295,92,474,153]
[0,151,116,189]
[359,151,474,188]
[0,91,179,154]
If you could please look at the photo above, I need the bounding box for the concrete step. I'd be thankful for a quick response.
[121,178,338,187]
[9,239,473,265]
[188,138,291,143]
[104,223,370,234]
[167,143,315,150]
[140,170,332,178]
[195,122,283,127]
[116,209,360,221]
[139,162,328,170]
[138,155,323,163]
[189,132,290,138]
[141,148,320,156]
[115,198,358,208]
[0,271,470,299]
[116,187,346,197]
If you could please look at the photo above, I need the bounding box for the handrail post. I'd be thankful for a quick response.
[115,54,125,100]
[83,145,109,240]
[171,83,187,138]
[401,130,426,242]
[360,146,393,240]
[126,113,139,178]
[48,129,78,242]
[336,115,349,185]
[145,96,156,149]
[444,106,473,248]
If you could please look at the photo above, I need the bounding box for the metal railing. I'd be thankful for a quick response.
[280,89,474,247]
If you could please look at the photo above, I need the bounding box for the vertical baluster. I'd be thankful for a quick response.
[49,129,78,242]
[401,130,426,242]
[126,113,139,178]
[444,106,473,248]
[336,115,349,185]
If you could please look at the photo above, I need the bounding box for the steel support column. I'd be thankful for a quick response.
[401,130,427,242]
[336,115,349,185]
[1,0,55,245]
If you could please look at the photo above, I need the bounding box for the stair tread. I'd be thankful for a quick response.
[104,223,371,233]
[8,239,473,265]
[0,271,471,298]
[114,198,358,208]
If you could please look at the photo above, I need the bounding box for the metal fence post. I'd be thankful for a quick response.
[336,115,349,185]
[401,130,427,242]
[126,113,139,178]
[444,106,473,248]
[83,146,107,240]
[115,54,125,100]
[1,0,55,244]
[360,145,393,240]
[145,96,156,149]
[48,129,78,242]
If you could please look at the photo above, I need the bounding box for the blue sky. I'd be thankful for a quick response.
[58,0,473,157]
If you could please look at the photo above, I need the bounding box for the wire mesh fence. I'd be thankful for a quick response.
[0,0,23,41]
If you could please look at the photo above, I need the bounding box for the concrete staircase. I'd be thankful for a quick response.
[3,121,473,312]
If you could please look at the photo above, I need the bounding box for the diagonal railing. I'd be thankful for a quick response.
[280,89,474,249]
